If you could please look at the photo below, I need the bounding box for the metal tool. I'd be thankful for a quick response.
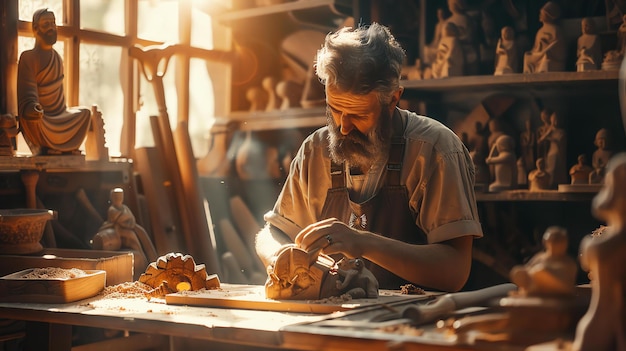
[372,283,517,325]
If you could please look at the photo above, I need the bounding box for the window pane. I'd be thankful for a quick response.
[137,0,179,43]
[19,0,63,23]
[188,58,216,156]
[78,44,124,157]
[80,0,125,35]
[191,6,213,50]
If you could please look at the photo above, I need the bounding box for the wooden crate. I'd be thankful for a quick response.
[0,248,133,286]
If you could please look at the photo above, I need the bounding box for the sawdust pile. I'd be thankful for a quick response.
[101,281,153,299]
[19,267,87,279]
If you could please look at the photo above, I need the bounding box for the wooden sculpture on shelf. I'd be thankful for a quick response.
[494,26,519,75]
[536,110,567,188]
[430,22,464,79]
[528,157,551,191]
[510,226,577,297]
[445,0,480,75]
[573,153,626,351]
[589,128,613,184]
[423,8,449,66]
[262,76,280,111]
[523,1,566,73]
[485,134,516,192]
[576,18,602,72]
[570,154,593,185]
[17,8,91,156]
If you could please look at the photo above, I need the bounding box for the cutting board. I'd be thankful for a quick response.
[165,284,434,314]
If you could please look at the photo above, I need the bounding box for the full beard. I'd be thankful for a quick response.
[38,29,57,46]
[326,106,393,171]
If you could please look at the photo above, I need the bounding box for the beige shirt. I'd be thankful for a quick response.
[266,108,483,244]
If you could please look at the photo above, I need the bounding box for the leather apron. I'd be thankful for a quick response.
[320,112,427,289]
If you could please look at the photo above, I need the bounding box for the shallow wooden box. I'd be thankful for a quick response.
[0,248,133,286]
[0,268,106,303]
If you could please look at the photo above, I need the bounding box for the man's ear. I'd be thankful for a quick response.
[389,87,404,110]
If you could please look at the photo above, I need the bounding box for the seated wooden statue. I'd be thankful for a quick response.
[17,8,91,155]
[523,2,566,73]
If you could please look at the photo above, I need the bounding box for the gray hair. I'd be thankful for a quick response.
[315,23,406,104]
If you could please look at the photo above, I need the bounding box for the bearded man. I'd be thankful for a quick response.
[255,23,482,293]
[17,8,91,155]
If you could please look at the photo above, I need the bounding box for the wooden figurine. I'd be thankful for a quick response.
[589,128,613,184]
[423,8,449,66]
[601,16,626,70]
[570,154,593,184]
[528,157,551,191]
[536,108,553,160]
[520,117,536,175]
[523,1,566,73]
[536,110,567,187]
[0,114,18,156]
[17,8,92,156]
[431,22,464,79]
[577,18,602,72]
[510,226,577,297]
[485,134,517,192]
[445,0,480,75]
[92,188,158,277]
[262,76,280,111]
[494,26,519,75]
[573,153,626,351]
[276,80,303,110]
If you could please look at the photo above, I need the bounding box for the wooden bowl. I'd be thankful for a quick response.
[0,209,56,254]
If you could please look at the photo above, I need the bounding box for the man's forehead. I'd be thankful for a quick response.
[326,85,378,111]
[38,13,55,22]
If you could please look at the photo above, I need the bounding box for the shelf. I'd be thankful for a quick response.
[401,70,619,98]
[217,106,326,132]
[476,189,596,202]
[216,0,352,27]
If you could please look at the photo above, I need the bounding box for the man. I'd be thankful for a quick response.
[17,8,91,155]
[256,23,482,292]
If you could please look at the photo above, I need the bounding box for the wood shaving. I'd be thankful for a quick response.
[19,267,87,279]
[101,281,153,299]
[310,293,353,304]
[400,284,425,295]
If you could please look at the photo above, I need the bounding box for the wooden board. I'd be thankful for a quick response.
[165,284,434,314]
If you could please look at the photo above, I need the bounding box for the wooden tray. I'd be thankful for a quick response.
[0,268,106,303]
[165,284,434,314]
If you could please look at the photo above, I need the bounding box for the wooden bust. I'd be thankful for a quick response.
[570,154,593,185]
[573,153,626,351]
[528,157,551,191]
[523,1,566,73]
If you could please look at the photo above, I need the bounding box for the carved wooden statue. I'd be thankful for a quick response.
[423,8,449,66]
[510,226,577,297]
[589,128,613,184]
[485,134,517,192]
[536,110,567,187]
[577,18,602,72]
[0,114,18,156]
[523,1,566,73]
[445,0,480,75]
[520,118,536,175]
[570,154,593,185]
[431,21,464,79]
[528,157,551,191]
[17,8,91,156]
[494,26,519,75]
[573,153,626,351]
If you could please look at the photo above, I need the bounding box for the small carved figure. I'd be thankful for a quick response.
[92,188,158,275]
[577,18,602,72]
[517,157,528,187]
[246,86,266,112]
[276,80,303,110]
[423,8,449,65]
[570,154,593,184]
[573,153,626,351]
[0,114,18,156]
[333,257,379,299]
[528,157,551,191]
[262,76,280,111]
[510,226,577,297]
[523,2,567,73]
[494,26,519,75]
[536,111,567,187]
[589,128,613,184]
[17,8,91,156]
[431,22,464,79]
[445,0,480,75]
[485,134,517,192]
[536,108,553,160]
[520,118,536,173]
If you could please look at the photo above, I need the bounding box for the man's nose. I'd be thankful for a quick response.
[340,113,353,135]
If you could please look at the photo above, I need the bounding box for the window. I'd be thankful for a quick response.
[17,0,231,157]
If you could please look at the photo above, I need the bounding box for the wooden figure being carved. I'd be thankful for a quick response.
[333,257,379,299]
[573,153,626,351]
[17,8,91,156]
